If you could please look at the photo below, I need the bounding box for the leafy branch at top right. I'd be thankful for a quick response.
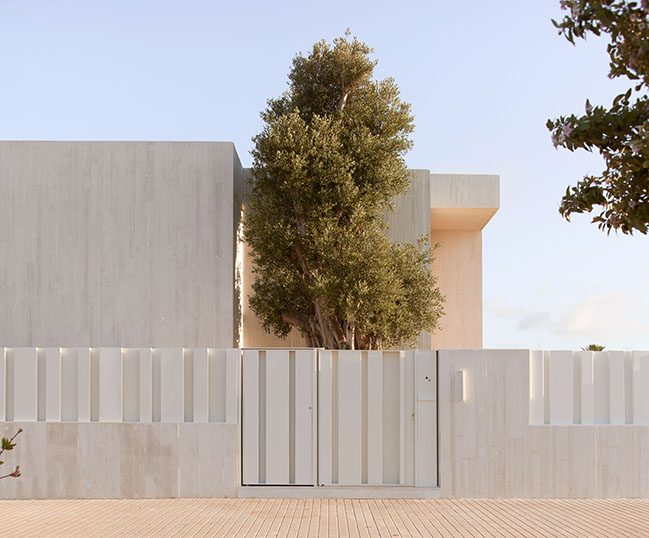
[548,0,649,234]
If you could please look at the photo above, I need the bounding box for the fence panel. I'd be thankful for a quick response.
[242,349,259,485]
[529,350,649,425]
[634,351,649,424]
[294,350,316,485]
[7,348,38,421]
[318,349,438,487]
[241,349,317,486]
[1,347,238,424]
[415,350,437,487]
[337,350,363,485]
[265,350,290,484]
[366,350,383,485]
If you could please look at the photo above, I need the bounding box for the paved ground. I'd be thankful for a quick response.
[0,498,648,537]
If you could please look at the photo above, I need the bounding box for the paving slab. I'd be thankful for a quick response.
[0,498,647,537]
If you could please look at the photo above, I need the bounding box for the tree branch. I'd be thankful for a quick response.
[0,466,20,480]
[0,429,22,459]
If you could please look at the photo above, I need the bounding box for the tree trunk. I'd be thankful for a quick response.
[282,302,374,350]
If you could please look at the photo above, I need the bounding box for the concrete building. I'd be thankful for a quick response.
[6,142,647,503]
[0,141,498,349]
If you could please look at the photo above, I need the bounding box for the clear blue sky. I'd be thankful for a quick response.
[1,0,647,350]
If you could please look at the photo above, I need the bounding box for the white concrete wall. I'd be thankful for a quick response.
[0,141,240,348]
[0,346,241,499]
[0,141,495,353]
[438,349,649,498]
[0,422,238,499]
[6,346,647,499]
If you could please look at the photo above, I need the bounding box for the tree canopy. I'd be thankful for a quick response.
[244,34,444,350]
[547,0,649,234]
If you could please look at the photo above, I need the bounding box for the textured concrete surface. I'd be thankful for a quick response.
[438,349,649,498]
[0,141,240,348]
[0,140,497,351]
[0,422,239,499]
[0,498,647,537]
[429,173,499,231]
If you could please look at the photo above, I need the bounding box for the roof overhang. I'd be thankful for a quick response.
[430,206,499,231]
[428,173,499,231]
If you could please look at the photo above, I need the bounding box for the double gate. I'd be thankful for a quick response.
[242,349,437,488]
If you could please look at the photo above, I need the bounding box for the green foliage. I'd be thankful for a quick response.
[244,34,445,349]
[548,0,649,234]
[581,343,606,351]
[0,428,22,479]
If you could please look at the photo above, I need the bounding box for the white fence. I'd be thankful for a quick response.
[4,346,649,499]
[0,347,239,423]
[241,349,438,488]
[242,349,317,486]
[319,350,437,487]
[529,350,649,425]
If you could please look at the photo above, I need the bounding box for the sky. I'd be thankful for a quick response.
[0,0,646,350]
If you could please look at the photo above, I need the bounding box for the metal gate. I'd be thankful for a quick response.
[318,350,437,487]
[242,349,437,488]
[241,349,317,485]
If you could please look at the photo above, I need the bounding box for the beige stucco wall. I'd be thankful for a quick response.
[241,239,305,348]
[427,173,498,349]
[0,422,239,499]
[0,141,240,348]
[429,230,482,349]
[438,349,649,498]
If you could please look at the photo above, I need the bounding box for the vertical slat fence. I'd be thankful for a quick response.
[1,347,239,424]
[241,349,317,486]
[529,350,649,425]
[317,349,437,488]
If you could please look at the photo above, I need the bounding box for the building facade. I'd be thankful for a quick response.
[0,141,498,349]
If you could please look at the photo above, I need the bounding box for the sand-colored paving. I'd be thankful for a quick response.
[0,497,648,537]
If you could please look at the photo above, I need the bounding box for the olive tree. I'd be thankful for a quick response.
[244,34,444,349]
